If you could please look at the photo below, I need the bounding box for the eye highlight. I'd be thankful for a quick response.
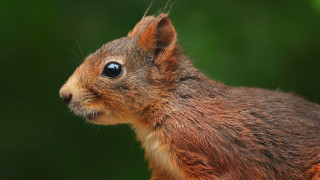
[102,62,123,78]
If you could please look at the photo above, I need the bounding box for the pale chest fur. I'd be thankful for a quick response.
[132,123,184,180]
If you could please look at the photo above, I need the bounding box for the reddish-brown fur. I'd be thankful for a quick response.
[60,14,320,179]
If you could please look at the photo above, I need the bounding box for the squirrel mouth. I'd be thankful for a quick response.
[85,112,103,121]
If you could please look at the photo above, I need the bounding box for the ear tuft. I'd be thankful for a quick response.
[128,16,156,37]
[138,14,177,55]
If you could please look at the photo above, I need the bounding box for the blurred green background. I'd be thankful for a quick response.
[1,0,320,179]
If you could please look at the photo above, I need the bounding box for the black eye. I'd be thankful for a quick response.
[102,62,123,78]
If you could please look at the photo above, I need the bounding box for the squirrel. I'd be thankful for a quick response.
[59,14,320,180]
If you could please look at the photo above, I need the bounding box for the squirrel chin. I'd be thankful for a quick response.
[85,111,104,121]
[84,110,128,125]
[68,104,126,125]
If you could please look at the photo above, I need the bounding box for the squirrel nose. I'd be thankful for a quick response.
[60,92,72,104]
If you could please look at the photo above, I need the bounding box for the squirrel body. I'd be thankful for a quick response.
[60,14,320,179]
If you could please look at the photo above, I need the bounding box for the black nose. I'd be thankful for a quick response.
[60,93,72,104]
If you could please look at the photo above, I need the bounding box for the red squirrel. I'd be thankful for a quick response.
[59,14,320,179]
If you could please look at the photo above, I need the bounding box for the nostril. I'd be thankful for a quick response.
[61,93,72,104]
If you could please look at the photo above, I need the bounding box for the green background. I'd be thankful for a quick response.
[1,0,320,179]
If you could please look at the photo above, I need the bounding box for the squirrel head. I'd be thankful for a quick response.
[60,14,182,125]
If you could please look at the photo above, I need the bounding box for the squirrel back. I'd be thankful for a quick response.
[60,14,320,179]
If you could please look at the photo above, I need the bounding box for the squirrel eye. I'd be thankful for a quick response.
[102,62,123,78]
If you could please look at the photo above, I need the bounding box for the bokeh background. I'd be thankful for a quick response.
[1,0,320,179]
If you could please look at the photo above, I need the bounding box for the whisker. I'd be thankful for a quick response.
[95,125,100,135]
[73,35,85,58]
[54,67,70,77]
[65,47,82,63]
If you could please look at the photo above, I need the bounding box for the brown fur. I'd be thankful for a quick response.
[60,14,320,179]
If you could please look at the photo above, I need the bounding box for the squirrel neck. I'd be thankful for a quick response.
[139,56,228,130]
[130,58,229,179]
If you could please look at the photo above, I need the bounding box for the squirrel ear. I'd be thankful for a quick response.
[138,14,179,85]
[128,16,156,37]
[137,14,177,57]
